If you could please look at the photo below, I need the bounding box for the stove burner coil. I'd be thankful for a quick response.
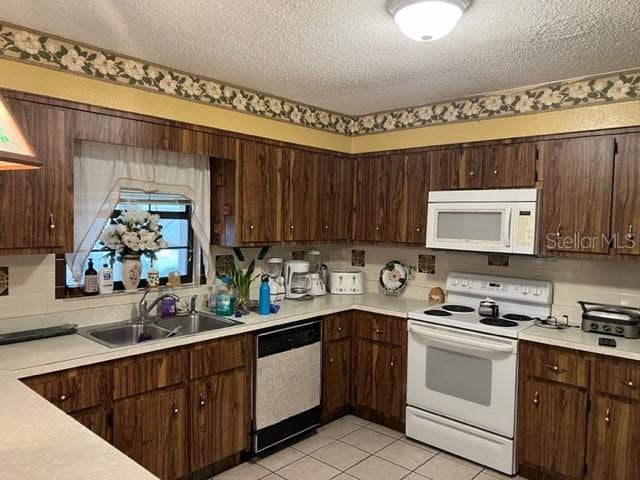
[479,317,519,327]
[442,305,475,313]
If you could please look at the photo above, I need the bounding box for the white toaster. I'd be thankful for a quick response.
[329,270,364,295]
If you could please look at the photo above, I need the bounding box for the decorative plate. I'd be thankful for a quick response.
[379,260,409,295]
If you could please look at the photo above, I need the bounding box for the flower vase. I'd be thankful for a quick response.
[122,255,142,292]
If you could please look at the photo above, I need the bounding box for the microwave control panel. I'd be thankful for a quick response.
[514,209,535,247]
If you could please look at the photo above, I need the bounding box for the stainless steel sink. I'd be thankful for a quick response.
[80,323,171,348]
[155,312,244,334]
[77,312,244,348]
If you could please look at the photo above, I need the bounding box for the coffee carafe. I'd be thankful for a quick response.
[284,260,311,299]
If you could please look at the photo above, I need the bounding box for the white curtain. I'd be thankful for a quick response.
[66,141,211,283]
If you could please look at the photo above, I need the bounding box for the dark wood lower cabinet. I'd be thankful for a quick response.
[113,385,188,480]
[71,406,112,443]
[517,378,588,479]
[322,338,351,419]
[190,368,250,471]
[586,394,640,480]
[518,341,640,480]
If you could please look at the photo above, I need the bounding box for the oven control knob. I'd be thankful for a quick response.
[451,278,459,286]
[603,325,612,332]
[590,323,599,330]
[522,286,531,295]
[461,279,469,287]
[533,287,543,296]
[615,326,624,334]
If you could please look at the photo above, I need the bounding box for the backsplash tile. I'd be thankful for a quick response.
[488,254,510,267]
[0,267,8,296]
[351,250,366,267]
[418,254,436,274]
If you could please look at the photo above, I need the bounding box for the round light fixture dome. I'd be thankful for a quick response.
[387,0,470,42]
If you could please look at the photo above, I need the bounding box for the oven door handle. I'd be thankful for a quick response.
[409,324,515,354]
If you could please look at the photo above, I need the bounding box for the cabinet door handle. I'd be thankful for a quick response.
[619,379,635,388]
[290,225,295,230]
[605,408,611,424]
[172,400,179,416]
[390,356,396,367]
[626,224,635,241]
[329,355,334,364]
[555,224,562,238]
[249,223,254,231]
[337,326,343,332]
[493,170,499,175]
[416,227,421,232]
[544,364,566,373]
[373,328,386,334]
[324,224,329,230]
[469,170,475,177]
[59,394,69,401]
[49,213,56,230]
[199,393,206,407]
[533,390,539,405]
[375,226,380,231]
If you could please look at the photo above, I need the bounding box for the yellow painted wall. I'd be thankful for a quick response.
[352,100,640,153]
[2,59,639,154]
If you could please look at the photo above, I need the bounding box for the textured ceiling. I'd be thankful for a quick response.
[1,0,639,115]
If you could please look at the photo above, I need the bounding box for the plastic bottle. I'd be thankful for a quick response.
[98,263,113,294]
[259,275,270,315]
[215,276,235,316]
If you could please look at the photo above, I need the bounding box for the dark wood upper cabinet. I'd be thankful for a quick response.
[539,136,615,255]
[113,385,188,480]
[352,156,388,242]
[318,153,352,242]
[282,148,318,242]
[386,153,430,244]
[1,99,73,252]
[611,133,640,256]
[238,140,282,244]
[429,147,483,190]
[482,143,536,188]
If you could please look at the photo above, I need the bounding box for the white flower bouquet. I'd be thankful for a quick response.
[98,210,168,261]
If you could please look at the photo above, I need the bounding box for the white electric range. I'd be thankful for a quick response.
[406,272,553,475]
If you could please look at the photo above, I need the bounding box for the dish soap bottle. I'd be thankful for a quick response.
[98,263,113,294]
[215,276,235,316]
[259,274,270,315]
[83,259,98,295]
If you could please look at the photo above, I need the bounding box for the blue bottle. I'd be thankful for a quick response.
[259,275,270,315]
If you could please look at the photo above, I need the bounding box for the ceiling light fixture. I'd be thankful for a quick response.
[0,94,41,171]
[387,0,471,42]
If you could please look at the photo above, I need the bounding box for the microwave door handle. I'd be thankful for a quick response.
[409,324,514,354]
[504,209,512,248]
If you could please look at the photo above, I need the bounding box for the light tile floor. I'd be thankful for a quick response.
[213,415,525,480]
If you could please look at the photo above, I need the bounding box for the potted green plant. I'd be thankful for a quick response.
[229,259,260,314]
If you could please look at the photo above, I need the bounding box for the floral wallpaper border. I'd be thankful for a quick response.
[1,22,639,137]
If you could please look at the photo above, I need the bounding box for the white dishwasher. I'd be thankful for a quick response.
[253,320,322,452]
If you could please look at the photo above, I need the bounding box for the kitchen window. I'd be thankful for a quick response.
[65,193,196,291]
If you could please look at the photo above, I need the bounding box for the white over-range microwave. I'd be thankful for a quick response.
[426,188,539,255]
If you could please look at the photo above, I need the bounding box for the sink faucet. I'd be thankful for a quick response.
[138,289,180,322]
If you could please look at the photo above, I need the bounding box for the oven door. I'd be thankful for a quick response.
[407,321,518,437]
[426,202,513,253]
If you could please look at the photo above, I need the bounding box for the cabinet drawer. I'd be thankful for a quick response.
[355,311,406,346]
[593,355,640,400]
[323,312,352,342]
[521,342,590,388]
[113,348,188,399]
[22,363,110,413]
[190,334,250,380]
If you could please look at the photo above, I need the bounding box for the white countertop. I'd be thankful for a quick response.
[520,324,640,361]
[4,293,640,480]
[0,293,427,480]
